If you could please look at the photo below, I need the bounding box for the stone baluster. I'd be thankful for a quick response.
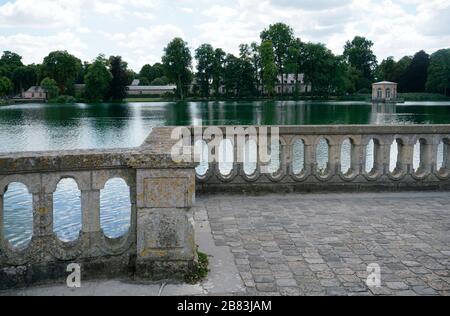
[33,188,54,238]
[398,140,415,174]
[420,138,439,174]
[351,140,365,176]
[303,138,315,176]
[281,135,292,176]
[81,189,100,234]
[327,139,342,176]
[375,138,392,175]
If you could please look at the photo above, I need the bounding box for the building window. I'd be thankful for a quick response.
[386,88,391,99]
[377,88,382,99]
[31,93,34,98]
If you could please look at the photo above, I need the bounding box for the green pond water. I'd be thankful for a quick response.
[1,100,450,248]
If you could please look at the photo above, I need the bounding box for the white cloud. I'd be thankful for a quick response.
[110,24,185,70]
[0,32,88,64]
[1,0,449,71]
[0,0,83,28]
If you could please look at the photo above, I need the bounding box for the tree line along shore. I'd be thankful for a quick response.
[1,22,449,104]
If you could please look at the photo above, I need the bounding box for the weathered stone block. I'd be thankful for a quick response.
[136,169,195,208]
[137,208,196,262]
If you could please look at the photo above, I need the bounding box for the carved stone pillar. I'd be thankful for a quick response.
[135,169,196,279]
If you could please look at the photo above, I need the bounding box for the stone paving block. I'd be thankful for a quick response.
[199,192,450,297]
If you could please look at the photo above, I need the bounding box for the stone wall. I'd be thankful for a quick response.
[0,128,197,289]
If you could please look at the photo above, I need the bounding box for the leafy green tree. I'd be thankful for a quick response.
[223,54,240,96]
[162,38,193,100]
[84,57,112,102]
[0,51,24,78]
[108,56,129,101]
[250,43,262,95]
[343,36,377,91]
[12,65,37,93]
[426,49,450,95]
[376,57,398,82]
[402,50,430,92]
[195,44,215,97]
[260,23,294,96]
[286,38,305,95]
[302,43,341,96]
[238,45,256,96]
[41,77,59,100]
[212,48,226,97]
[42,51,82,94]
[151,77,169,86]
[0,76,13,97]
[139,77,150,86]
[260,40,278,97]
[139,64,153,83]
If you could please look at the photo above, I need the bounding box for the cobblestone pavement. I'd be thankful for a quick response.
[195,192,450,296]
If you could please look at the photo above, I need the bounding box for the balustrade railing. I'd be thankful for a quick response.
[1,125,450,289]
[0,128,196,289]
[192,125,450,192]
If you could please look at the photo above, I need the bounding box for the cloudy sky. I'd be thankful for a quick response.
[1,0,449,71]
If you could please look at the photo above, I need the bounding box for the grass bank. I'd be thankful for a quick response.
[398,93,450,101]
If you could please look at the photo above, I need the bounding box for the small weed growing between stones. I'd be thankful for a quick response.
[184,250,209,284]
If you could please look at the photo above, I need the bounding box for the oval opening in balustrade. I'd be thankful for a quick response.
[243,139,257,176]
[292,139,305,175]
[195,140,209,177]
[53,178,82,243]
[437,140,444,171]
[365,139,376,174]
[413,140,422,172]
[389,139,402,174]
[316,138,329,176]
[266,141,281,174]
[341,138,352,175]
[100,178,131,239]
[2,182,33,249]
[218,139,234,176]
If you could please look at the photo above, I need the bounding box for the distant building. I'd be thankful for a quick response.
[190,73,311,96]
[73,81,176,97]
[22,86,46,100]
[372,81,398,102]
[273,74,311,95]
[127,85,177,96]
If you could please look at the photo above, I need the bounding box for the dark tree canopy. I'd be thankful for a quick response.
[343,36,377,91]
[402,50,430,93]
[260,23,295,95]
[12,65,37,93]
[195,44,215,97]
[84,57,112,102]
[426,49,450,95]
[162,38,192,99]
[0,51,24,78]
[108,56,129,101]
[42,51,82,94]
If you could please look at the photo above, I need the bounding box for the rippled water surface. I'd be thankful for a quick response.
[1,101,450,247]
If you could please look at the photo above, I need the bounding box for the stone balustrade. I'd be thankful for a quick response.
[0,127,196,289]
[193,125,450,192]
[1,125,450,289]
